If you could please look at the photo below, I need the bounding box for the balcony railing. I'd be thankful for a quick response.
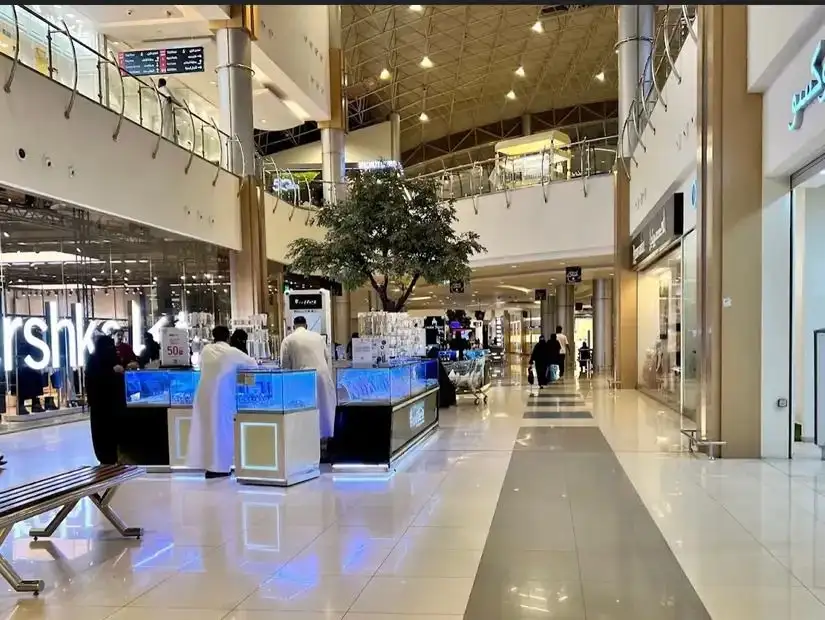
[617,4,697,179]
[258,134,617,223]
[0,5,236,176]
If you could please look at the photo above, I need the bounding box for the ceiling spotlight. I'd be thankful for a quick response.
[506,89,517,100]
[419,55,434,69]
[409,5,423,12]
[2,232,8,238]
[595,71,605,82]
[419,111,430,122]
[532,20,544,33]
[515,65,525,77]
[379,67,391,81]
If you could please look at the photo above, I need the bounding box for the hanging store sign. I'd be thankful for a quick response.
[118,46,205,77]
[565,267,582,284]
[534,289,547,301]
[789,40,825,131]
[630,192,684,269]
[449,280,465,294]
[287,293,323,310]
[7,301,154,371]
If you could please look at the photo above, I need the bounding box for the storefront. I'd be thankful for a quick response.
[631,192,688,413]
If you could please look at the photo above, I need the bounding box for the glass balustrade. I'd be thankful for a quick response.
[0,6,233,173]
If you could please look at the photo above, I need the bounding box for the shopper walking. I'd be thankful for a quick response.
[548,334,563,382]
[555,325,570,378]
[529,335,552,388]
[85,335,124,465]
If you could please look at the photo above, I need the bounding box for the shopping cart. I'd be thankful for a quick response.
[444,356,491,404]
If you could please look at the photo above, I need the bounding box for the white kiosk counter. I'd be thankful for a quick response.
[234,368,321,486]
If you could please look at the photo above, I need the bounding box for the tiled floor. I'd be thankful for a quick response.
[0,368,823,617]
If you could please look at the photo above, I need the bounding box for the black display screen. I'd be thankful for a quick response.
[118,46,205,77]
[391,391,438,455]
[288,294,323,310]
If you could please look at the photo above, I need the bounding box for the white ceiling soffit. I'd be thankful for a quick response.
[73,5,212,41]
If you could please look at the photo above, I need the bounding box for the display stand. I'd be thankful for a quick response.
[123,369,200,471]
[234,368,320,486]
[332,360,440,471]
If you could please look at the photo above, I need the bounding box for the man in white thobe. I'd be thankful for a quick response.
[280,316,336,440]
[187,326,256,478]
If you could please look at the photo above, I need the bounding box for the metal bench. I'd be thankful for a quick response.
[0,464,145,595]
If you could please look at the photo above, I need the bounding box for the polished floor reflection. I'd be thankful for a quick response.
[0,369,821,618]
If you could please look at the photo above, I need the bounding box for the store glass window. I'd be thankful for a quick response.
[637,247,682,411]
[681,230,698,419]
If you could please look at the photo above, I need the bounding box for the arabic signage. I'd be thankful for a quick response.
[287,294,323,310]
[160,327,190,367]
[630,192,684,269]
[534,289,547,301]
[449,280,465,294]
[789,39,825,131]
[118,46,205,77]
[565,266,582,284]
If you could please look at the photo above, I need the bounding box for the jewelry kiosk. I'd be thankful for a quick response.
[123,369,199,468]
[234,367,321,486]
[332,359,439,470]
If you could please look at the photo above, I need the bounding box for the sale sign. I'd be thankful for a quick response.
[160,327,190,367]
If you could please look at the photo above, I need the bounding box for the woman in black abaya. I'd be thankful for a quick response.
[85,335,125,464]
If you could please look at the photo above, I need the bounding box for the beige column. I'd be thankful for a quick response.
[230,179,268,318]
[333,292,351,348]
[613,168,637,385]
[696,6,763,457]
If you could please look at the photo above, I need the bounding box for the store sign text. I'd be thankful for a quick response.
[789,40,825,131]
[8,301,148,372]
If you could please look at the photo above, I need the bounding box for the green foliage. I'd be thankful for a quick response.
[287,165,485,311]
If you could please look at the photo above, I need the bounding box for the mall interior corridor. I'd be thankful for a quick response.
[0,374,819,619]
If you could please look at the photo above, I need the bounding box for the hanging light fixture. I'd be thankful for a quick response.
[515,65,525,77]
[419,55,434,69]
[532,20,544,33]
[419,111,430,122]
[595,71,605,82]
[409,5,423,12]
[379,67,392,80]
[506,89,517,100]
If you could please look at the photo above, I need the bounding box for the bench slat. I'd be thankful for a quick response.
[0,466,143,520]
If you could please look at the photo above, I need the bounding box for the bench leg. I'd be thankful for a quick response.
[89,487,142,539]
[29,500,79,540]
[0,527,43,594]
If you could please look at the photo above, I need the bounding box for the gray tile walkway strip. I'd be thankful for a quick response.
[522,410,592,419]
[463,426,711,619]
[526,400,585,407]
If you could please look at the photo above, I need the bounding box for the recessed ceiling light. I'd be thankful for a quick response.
[532,20,544,33]
[261,119,267,124]
[419,55,434,69]
[506,89,516,100]
[409,5,423,12]
[595,71,605,82]
[379,68,391,80]
[515,65,525,77]
[419,111,429,122]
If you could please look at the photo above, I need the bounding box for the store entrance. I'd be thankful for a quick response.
[790,158,825,459]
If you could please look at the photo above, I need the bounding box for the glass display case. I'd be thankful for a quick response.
[236,368,318,412]
[169,370,199,407]
[125,370,200,408]
[125,370,171,407]
[336,360,438,405]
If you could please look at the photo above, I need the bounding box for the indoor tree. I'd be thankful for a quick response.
[286,164,485,311]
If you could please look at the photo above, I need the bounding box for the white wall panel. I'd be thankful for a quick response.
[763,23,825,177]
[627,36,697,234]
[748,5,825,93]
[452,175,614,268]
[0,59,241,249]
[265,194,325,265]
[254,5,330,121]
[269,122,393,168]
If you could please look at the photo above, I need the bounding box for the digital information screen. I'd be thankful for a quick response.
[118,46,205,77]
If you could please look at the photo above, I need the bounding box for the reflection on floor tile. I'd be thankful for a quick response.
[0,362,820,618]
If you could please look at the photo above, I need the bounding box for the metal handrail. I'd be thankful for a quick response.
[109,51,125,141]
[4,5,234,174]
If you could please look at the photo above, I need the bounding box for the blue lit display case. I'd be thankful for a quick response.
[123,369,200,470]
[336,359,438,405]
[332,359,440,470]
[234,368,321,487]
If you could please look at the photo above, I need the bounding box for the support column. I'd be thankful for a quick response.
[215,7,267,318]
[389,112,401,162]
[593,278,613,372]
[696,6,763,457]
[320,5,347,205]
[637,6,654,101]
[540,293,556,340]
[521,114,532,137]
[613,169,637,385]
[555,284,575,345]
[617,5,640,155]
[333,292,351,351]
